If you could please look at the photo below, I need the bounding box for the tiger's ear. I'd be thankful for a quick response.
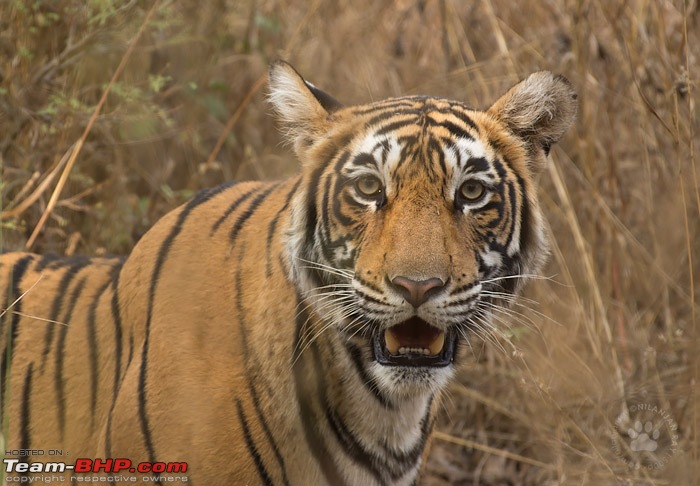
[268,61,343,153]
[488,72,577,167]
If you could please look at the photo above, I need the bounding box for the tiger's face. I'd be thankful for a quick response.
[270,62,576,397]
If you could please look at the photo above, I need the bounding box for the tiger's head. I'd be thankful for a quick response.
[269,61,576,397]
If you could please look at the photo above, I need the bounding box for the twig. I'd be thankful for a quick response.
[0,274,44,320]
[1,145,72,220]
[4,171,40,212]
[0,310,68,327]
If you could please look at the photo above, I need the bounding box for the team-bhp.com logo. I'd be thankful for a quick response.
[4,458,188,482]
[609,401,680,470]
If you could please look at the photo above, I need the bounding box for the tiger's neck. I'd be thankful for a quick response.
[291,307,435,485]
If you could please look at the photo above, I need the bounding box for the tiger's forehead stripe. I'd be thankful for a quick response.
[345,97,479,136]
[334,109,494,188]
[346,109,482,177]
[427,138,448,181]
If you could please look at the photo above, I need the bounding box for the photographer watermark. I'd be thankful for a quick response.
[609,401,679,470]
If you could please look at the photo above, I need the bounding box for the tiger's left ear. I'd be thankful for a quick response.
[268,61,343,155]
[488,72,577,170]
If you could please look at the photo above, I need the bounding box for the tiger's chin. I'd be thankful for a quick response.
[368,316,459,397]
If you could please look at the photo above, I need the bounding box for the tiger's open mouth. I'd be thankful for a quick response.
[372,316,457,367]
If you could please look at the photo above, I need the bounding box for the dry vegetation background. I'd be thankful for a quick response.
[1,0,698,484]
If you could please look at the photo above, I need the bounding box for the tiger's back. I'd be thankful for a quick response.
[0,61,576,485]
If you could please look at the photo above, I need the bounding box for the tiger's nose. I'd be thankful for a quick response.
[390,276,446,308]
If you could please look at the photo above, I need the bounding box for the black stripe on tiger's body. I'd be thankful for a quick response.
[236,398,274,486]
[211,184,256,235]
[55,275,89,438]
[1,254,34,418]
[108,270,124,408]
[266,178,302,277]
[229,183,281,244]
[0,61,576,484]
[87,267,121,427]
[18,363,33,475]
[40,257,92,372]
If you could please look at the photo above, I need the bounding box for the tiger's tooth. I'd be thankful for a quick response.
[428,332,446,355]
[385,330,400,354]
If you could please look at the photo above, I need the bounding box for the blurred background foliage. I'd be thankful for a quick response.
[1,0,699,484]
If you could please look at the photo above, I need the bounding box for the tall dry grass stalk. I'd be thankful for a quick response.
[1,0,697,484]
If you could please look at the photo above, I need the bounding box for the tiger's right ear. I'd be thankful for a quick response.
[268,61,343,151]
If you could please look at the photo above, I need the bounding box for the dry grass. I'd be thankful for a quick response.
[1,0,698,484]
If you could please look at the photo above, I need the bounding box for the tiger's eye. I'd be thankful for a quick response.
[355,176,383,197]
[459,180,485,202]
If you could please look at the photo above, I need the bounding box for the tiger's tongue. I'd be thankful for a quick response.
[384,317,445,355]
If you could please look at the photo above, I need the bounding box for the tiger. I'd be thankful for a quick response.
[0,61,576,485]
